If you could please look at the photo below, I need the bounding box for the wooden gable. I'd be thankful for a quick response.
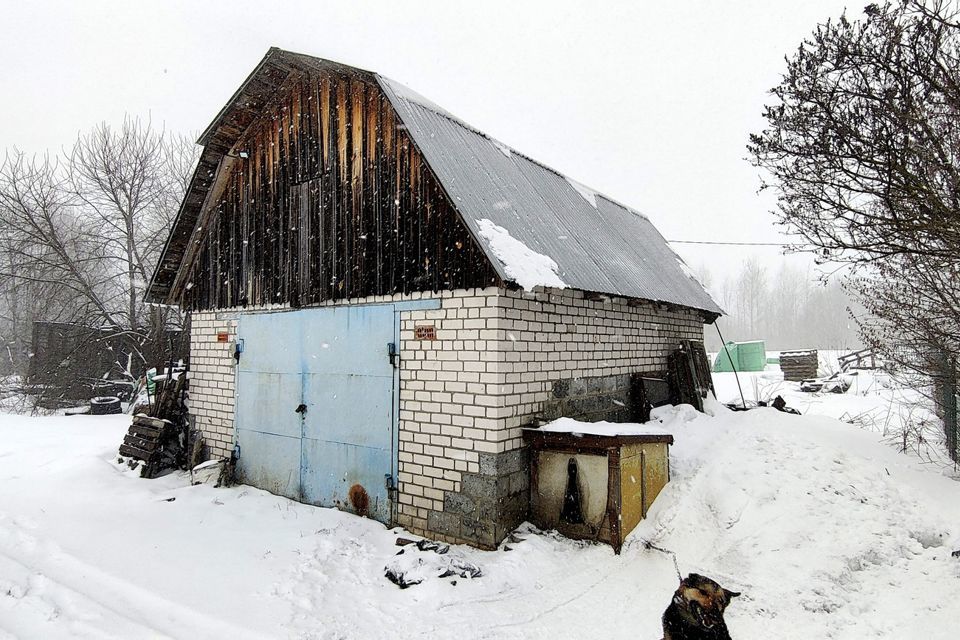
[177,66,499,311]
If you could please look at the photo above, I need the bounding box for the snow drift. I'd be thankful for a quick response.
[1,399,958,638]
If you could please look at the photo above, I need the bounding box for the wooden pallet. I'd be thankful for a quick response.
[119,415,175,477]
[118,374,188,478]
[780,349,818,381]
[668,340,715,412]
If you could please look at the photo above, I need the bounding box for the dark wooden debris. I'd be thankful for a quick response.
[384,565,422,589]
[630,376,671,423]
[118,373,193,479]
[770,396,800,414]
[667,340,715,412]
[800,371,853,394]
[384,539,476,589]
[727,394,801,415]
[838,347,877,371]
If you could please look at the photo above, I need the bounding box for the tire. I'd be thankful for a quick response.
[90,396,122,415]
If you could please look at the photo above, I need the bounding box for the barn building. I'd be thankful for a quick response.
[146,48,721,548]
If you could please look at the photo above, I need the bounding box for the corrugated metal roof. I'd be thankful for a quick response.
[149,48,721,315]
[376,75,722,315]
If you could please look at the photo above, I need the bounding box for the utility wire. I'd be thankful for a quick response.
[667,240,787,246]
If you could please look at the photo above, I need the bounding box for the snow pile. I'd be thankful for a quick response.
[475,218,566,291]
[538,416,670,437]
[635,403,960,638]
[711,359,946,453]
[1,398,959,638]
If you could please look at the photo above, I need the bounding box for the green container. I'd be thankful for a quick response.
[714,341,739,372]
[737,341,766,371]
[713,340,767,372]
[146,367,157,395]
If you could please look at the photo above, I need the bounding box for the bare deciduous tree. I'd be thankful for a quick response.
[748,0,960,459]
[0,117,197,399]
[749,0,960,266]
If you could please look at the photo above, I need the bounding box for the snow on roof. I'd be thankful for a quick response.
[565,177,598,209]
[491,139,513,159]
[370,75,454,120]
[376,72,723,315]
[538,417,671,438]
[475,218,566,291]
[674,256,705,287]
[148,48,722,315]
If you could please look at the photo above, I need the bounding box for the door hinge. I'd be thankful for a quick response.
[387,342,399,368]
[385,473,398,499]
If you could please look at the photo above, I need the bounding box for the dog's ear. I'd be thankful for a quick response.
[724,588,741,599]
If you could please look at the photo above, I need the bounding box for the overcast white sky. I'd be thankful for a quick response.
[0,0,853,282]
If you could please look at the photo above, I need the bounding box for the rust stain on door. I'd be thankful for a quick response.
[348,484,369,517]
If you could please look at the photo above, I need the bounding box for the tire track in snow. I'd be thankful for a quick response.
[0,512,267,640]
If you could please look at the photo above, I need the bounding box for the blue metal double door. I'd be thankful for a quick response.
[234,305,397,523]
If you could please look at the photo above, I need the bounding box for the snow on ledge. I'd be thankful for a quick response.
[476,218,566,291]
[675,256,706,287]
[565,177,598,208]
[491,139,513,158]
[538,417,670,438]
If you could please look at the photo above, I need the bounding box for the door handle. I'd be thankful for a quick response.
[387,342,399,367]
[295,403,307,415]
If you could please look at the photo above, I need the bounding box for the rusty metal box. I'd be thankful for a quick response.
[523,428,673,553]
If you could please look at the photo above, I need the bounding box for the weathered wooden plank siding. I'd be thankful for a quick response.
[180,70,498,311]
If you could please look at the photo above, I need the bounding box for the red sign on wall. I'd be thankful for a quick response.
[414,325,436,340]
[216,331,230,343]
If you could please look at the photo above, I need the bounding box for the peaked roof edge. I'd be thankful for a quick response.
[373,73,655,225]
[375,73,722,316]
[147,48,721,320]
[146,48,368,303]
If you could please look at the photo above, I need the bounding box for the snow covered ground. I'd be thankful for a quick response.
[2,383,959,638]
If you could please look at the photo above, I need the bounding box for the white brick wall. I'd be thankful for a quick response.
[495,287,704,450]
[188,312,238,460]
[395,288,498,531]
[186,286,706,545]
[393,287,705,541]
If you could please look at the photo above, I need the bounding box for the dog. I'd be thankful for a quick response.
[662,573,740,640]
